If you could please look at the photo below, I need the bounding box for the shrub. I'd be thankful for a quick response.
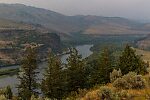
[65,89,88,100]
[113,72,146,89]
[0,95,7,100]
[98,86,113,100]
[31,95,50,100]
[123,72,146,89]
[83,90,100,100]
[4,86,12,99]
[145,75,150,88]
[132,75,146,89]
[113,78,130,89]
[110,69,122,83]
[0,89,5,95]
[117,90,132,99]
[122,72,137,87]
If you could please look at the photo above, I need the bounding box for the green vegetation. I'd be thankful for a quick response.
[0,44,148,100]
[1,4,150,100]
[41,53,65,99]
[5,86,13,99]
[64,33,144,46]
[17,47,39,100]
[118,44,148,75]
[66,48,87,92]
[112,72,146,89]
[86,48,114,87]
[0,68,19,76]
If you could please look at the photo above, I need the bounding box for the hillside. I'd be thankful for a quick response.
[77,78,150,100]
[135,48,150,63]
[0,3,150,66]
[0,19,61,66]
[0,4,149,35]
[136,35,150,50]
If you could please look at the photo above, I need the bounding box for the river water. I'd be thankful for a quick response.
[0,44,93,93]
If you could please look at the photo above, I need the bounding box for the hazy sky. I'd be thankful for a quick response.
[0,0,149,20]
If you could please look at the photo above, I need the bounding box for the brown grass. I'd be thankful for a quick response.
[135,48,150,63]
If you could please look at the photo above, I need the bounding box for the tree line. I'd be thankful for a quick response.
[3,44,149,100]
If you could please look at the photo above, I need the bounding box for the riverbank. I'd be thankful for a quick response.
[0,44,93,78]
[0,47,72,68]
[0,68,19,77]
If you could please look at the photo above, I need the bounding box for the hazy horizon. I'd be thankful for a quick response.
[0,0,149,21]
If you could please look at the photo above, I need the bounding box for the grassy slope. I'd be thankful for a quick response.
[0,18,33,30]
[80,83,150,100]
[135,48,150,63]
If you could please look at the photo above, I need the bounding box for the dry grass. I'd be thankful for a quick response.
[83,23,149,35]
[134,48,150,63]
[0,19,33,30]
[80,75,150,100]
[81,88,150,100]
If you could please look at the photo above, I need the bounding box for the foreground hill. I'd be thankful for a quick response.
[0,4,150,35]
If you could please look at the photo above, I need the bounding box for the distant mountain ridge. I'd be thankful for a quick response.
[0,3,149,35]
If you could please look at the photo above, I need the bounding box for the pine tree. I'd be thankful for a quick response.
[118,44,148,75]
[88,48,113,86]
[17,47,38,100]
[85,58,99,87]
[66,48,86,92]
[98,48,113,83]
[99,48,113,83]
[41,53,65,99]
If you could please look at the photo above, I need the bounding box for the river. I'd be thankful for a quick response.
[0,44,93,93]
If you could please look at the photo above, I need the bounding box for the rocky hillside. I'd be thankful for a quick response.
[0,19,61,66]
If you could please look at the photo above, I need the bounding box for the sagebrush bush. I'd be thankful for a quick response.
[117,90,132,99]
[112,78,130,89]
[113,72,146,89]
[98,86,113,100]
[123,72,146,89]
[145,75,150,88]
[132,75,146,89]
[110,69,122,83]
[0,89,5,95]
[83,90,100,100]
[0,95,7,100]
[30,95,52,100]
[65,89,88,100]
[122,72,137,87]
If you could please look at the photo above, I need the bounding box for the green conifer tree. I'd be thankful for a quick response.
[66,48,86,92]
[99,48,113,83]
[118,44,148,75]
[17,47,38,100]
[41,53,65,99]
[88,48,113,85]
